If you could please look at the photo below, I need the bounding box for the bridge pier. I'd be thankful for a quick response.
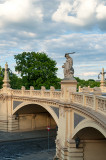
[55,139,84,160]
[55,134,106,160]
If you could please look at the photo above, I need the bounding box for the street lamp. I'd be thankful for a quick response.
[15,113,19,120]
[75,137,80,148]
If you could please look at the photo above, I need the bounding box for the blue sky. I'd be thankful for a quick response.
[0,0,106,80]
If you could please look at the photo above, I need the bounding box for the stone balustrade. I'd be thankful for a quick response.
[96,96,106,114]
[85,95,94,108]
[79,85,106,93]
[79,86,94,92]
[10,86,61,100]
[12,89,22,95]
[1,85,105,116]
[72,92,106,115]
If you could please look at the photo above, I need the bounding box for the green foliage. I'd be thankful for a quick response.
[9,73,22,89]
[0,66,3,89]
[0,66,22,89]
[14,52,61,89]
[75,77,100,89]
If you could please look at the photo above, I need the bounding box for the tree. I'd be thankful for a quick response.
[14,52,61,89]
[9,72,22,89]
[0,66,3,89]
[0,66,22,89]
[75,77,100,89]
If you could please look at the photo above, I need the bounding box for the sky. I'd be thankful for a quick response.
[0,0,106,80]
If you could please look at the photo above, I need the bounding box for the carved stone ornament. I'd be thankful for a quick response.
[0,93,8,102]
[60,107,65,117]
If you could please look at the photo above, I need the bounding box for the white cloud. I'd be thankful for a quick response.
[78,72,98,76]
[0,0,43,27]
[52,1,84,26]
[96,4,106,19]
[18,31,36,38]
[52,0,106,30]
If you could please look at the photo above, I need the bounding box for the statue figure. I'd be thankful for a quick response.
[62,53,75,79]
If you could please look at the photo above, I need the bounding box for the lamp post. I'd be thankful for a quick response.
[47,126,50,150]
[75,137,80,148]
[98,68,106,87]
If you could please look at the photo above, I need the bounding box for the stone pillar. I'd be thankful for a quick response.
[21,86,25,96]
[50,86,55,98]
[0,63,12,131]
[3,62,10,91]
[100,68,106,88]
[30,86,34,96]
[61,78,77,102]
[79,86,81,92]
[67,140,84,160]
[55,107,73,160]
[41,86,45,97]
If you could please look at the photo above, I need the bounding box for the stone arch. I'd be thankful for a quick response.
[12,102,59,126]
[72,119,106,138]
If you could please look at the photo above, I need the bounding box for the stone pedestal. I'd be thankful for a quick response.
[61,78,77,93]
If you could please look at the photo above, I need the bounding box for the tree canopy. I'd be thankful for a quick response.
[0,66,3,89]
[0,66,22,89]
[75,77,100,89]
[9,72,22,89]
[14,52,61,89]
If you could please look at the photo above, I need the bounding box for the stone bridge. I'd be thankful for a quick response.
[0,63,106,160]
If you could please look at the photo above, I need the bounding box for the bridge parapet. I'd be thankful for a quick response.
[79,85,106,93]
[79,86,94,92]
[5,86,105,116]
[10,86,61,100]
[71,92,106,115]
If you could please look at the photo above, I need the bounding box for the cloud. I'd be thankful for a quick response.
[18,31,36,38]
[52,0,106,31]
[96,3,106,20]
[0,0,106,80]
[78,72,98,76]
[0,0,43,28]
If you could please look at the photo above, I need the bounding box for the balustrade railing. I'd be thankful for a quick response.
[32,90,41,97]
[44,91,50,98]
[72,92,106,115]
[12,90,22,95]
[0,86,105,115]
[52,91,61,99]
[72,93,83,105]
[11,87,61,100]
[96,97,106,113]
[24,90,30,96]
[85,95,94,108]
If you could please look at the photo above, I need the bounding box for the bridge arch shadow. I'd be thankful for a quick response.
[72,119,106,139]
[13,102,59,127]
[12,102,59,134]
[72,119,106,160]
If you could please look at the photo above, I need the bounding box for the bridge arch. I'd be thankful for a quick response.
[72,119,106,139]
[13,102,59,126]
